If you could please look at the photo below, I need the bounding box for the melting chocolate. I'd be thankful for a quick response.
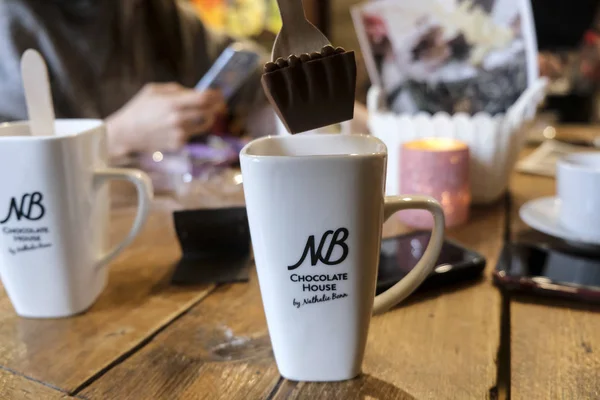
[261,45,357,134]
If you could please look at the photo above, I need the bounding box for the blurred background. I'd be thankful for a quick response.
[187,0,600,123]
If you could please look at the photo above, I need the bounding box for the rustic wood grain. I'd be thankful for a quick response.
[274,203,506,400]
[84,200,506,399]
[509,141,600,400]
[0,368,67,399]
[0,200,215,394]
[273,374,416,400]
[81,268,280,400]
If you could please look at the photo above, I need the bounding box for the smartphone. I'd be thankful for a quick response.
[195,42,260,100]
[377,231,486,294]
[494,243,600,302]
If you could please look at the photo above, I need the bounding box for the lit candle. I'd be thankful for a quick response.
[398,138,471,228]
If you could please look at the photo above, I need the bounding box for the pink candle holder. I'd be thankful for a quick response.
[398,138,471,228]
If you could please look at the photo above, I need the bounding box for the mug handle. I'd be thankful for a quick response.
[93,168,153,269]
[372,195,445,315]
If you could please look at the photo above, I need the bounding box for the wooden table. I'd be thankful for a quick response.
[0,126,599,399]
[509,126,600,400]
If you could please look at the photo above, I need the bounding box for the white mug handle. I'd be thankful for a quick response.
[373,195,445,315]
[93,168,153,269]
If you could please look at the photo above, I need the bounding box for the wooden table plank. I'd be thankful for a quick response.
[81,269,280,400]
[273,375,415,400]
[275,204,506,400]
[509,138,600,399]
[0,368,68,399]
[84,202,506,399]
[0,200,214,394]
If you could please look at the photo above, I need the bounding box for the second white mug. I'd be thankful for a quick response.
[0,119,153,318]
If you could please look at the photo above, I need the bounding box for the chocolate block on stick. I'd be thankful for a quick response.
[261,46,357,134]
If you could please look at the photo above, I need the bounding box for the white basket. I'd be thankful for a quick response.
[368,78,548,204]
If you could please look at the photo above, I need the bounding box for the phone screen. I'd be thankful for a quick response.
[378,232,485,293]
[495,244,600,297]
[195,45,260,99]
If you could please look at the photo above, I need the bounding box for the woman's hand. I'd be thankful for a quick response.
[106,82,226,157]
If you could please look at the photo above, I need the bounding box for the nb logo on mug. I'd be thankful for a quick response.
[0,192,45,224]
[287,228,349,271]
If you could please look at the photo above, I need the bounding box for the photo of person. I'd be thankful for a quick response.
[352,0,538,115]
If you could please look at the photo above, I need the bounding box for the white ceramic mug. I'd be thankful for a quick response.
[240,134,445,382]
[557,153,600,240]
[0,119,153,318]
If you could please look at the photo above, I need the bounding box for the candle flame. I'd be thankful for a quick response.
[403,138,468,152]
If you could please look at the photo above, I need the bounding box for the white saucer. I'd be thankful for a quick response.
[519,196,600,246]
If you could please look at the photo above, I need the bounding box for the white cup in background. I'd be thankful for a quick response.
[240,134,445,381]
[0,119,153,318]
[557,153,600,240]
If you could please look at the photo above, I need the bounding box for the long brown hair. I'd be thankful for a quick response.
[119,0,184,78]
[53,0,184,78]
